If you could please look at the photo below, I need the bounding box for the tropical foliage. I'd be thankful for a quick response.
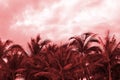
[0,32,120,80]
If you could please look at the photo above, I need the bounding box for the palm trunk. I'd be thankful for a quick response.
[108,63,112,80]
[105,50,112,80]
[106,52,112,80]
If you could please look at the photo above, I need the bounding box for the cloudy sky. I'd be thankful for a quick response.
[0,0,120,49]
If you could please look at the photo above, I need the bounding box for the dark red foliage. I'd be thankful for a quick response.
[0,32,120,80]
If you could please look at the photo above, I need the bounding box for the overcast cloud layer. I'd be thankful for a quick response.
[0,0,120,49]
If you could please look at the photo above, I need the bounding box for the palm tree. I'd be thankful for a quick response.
[45,43,82,80]
[111,48,120,80]
[0,39,12,79]
[25,35,52,80]
[0,39,12,62]
[69,32,102,80]
[83,53,108,80]
[69,32,102,55]
[0,44,28,80]
[26,42,84,80]
[28,34,50,56]
[98,31,120,80]
[24,54,54,80]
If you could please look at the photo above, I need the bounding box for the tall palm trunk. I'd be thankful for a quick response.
[108,62,112,80]
[106,53,112,80]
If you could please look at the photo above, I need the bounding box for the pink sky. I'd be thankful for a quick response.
[0,0,120,49]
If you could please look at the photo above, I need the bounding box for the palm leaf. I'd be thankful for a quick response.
[86,46,102,54]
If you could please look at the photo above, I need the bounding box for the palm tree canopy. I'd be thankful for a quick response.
[69,32,101,54]
[28,35,51,56]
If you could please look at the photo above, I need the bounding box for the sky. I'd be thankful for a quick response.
[0,0,120,49]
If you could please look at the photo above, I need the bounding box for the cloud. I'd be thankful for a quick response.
[0,0,120,48]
